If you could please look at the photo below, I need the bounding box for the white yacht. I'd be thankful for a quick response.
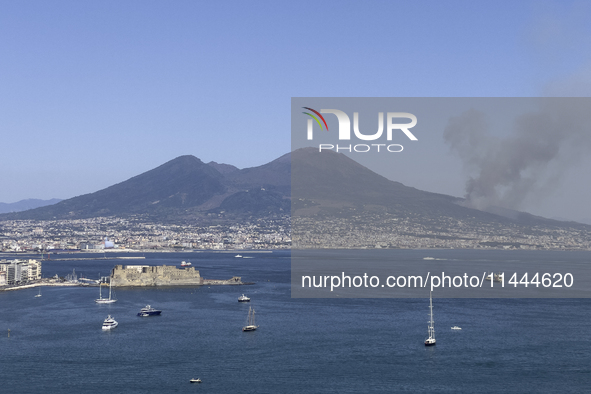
[102,315,118,330]
[425,291,436,346]
[35,287,42,297]
[451,326,462,330]
[238,294,250,302]
[234,254,243,258]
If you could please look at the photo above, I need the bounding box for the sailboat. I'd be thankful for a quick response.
[35,287,42,297]
[242,306,258,331]
[424,291,436,346]
[95,279,117,304]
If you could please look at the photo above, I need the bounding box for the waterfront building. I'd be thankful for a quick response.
[27,259,42,280]
[0,259,42,285]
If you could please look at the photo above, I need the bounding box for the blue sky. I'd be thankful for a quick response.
[1,1,591,221]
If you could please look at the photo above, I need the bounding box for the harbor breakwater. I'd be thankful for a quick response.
[0,282,93,291]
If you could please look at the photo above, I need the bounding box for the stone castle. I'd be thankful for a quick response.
[110,265,242,287]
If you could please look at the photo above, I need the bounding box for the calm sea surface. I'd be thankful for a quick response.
[1,250,590,393]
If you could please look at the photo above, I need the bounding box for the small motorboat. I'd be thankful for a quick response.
[180,261,192,267]
[234,254,243,258]
[451,326,462,330]
[485,272,503,282]
[238,294,250,302]
[190,378,202,383]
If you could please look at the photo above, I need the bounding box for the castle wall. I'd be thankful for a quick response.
[110,264,204,286]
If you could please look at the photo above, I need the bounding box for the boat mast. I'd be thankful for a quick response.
[108,278,112,300]
[428,291,435,340]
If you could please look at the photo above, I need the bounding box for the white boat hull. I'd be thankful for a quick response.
[96,299,117,304]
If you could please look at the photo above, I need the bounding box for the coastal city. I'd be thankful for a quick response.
[0,215,291,252]
[292,213,591,250]
[2,211,591,253]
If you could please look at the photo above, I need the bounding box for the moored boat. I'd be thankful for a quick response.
[486,272,503,282]
[242,306,258,332]
[238,294,250,302]
[96,279,117,304]
[137,305,162,317]
[425,292,436,346]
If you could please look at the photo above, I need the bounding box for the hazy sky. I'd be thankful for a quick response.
[2,1,591,222]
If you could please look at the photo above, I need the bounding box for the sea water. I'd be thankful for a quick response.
[1,250,590,393]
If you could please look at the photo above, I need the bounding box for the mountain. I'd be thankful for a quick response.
[1,148,590,236]
[0,153,292,221]
[0,198,62,214]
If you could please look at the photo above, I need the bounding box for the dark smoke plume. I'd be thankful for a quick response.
[443,99,591,211]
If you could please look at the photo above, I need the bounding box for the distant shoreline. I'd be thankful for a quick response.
[0,249,275,255]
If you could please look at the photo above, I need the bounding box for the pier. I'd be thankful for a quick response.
[0,282,95,292]
[43,256,146,261]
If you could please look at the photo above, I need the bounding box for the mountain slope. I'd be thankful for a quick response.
[3,156,226,219]
[224,152,291,194]
[290,148,591,230]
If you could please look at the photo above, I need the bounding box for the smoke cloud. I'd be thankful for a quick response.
[443,99,591,211]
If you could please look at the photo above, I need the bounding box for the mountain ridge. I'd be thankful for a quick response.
[0,198,63,214]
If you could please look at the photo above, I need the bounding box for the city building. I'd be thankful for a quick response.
[0,259,42,285]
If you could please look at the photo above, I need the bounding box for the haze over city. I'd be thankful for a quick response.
[2,1,591,222]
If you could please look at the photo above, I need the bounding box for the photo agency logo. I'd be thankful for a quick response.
[302,107,418,153]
